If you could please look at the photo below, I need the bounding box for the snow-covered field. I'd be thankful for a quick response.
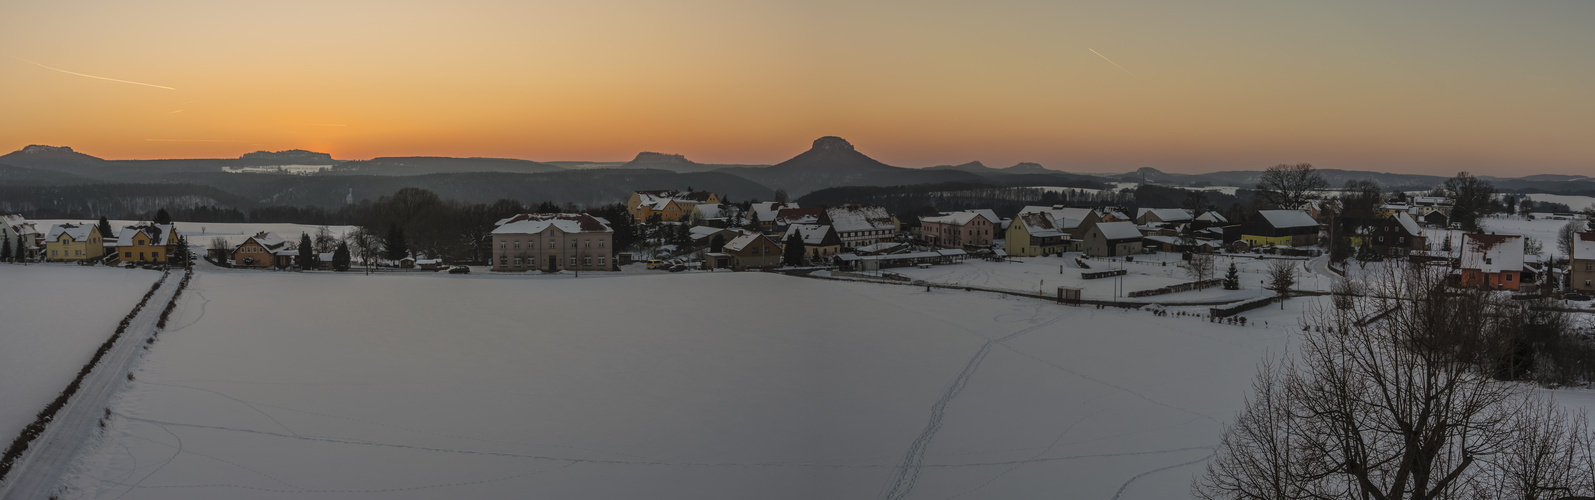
[44,269,1313,499]
[1518,194,1595,213]
[1422,214,1589,261]
[891,252,1329,303]
[0,265,161,441]
[33,220,358,251]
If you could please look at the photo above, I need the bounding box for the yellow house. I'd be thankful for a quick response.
[44,223,105,261]
[627,190,720,222]
[115,224,176,263]
[1005,213,1073,257]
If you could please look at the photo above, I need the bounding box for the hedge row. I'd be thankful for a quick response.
[1128,278,1223,298]
[0,269,171,482]
[1209,295,1278,318]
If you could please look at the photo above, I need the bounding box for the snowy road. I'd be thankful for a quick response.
[0,271,179,500]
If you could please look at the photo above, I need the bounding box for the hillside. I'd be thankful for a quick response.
[715,137,982,196]
[326,156,565,175]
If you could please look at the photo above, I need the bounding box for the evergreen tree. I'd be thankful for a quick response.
[98,216,113,238]
[333,242,352,271]
[709,234,726,253]
[783,231,806,266]
[298,232,317,270]
[1223,262,1240,290]
[154,208,173,225]
[1,236,12,263]
[384,224,408,261]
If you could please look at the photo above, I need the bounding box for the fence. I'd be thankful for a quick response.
[1127,279,1223,298]
[1209,295,1277,318]
[1081,269,1127,280]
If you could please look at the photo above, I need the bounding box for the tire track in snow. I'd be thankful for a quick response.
[878,313,1068,500]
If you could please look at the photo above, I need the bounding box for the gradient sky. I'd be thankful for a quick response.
[3,1,1593,175]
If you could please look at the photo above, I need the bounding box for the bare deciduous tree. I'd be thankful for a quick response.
[1196,262,1595,500]
[1558,221,1580,261]
[1187,253,1216,283]
[1266,259,1296,308]
[1254,163,1328,210]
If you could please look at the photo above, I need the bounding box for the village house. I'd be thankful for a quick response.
[627,190,719,223]
[1458,233,1525,290]
[773,207,825,233]
[1339,212,1426,256]
[688,226,744,250]
[825,204,899,249]
[1570,232,1595,292]
[44,223,105,262]
[2,214,42,260]
[114,224,177,264]
[232,232,297,268]
[1081,221,1143,257]
[1134,208,1193,226]
[1017,205,1105,240]
[1192,211,1228,228]
[721,232,783,270]
[747,201,798,231]
[1241,210,1321,248]
[919,210,998,249]
[782,223,842,261]
[491,213,615,272]
[1004,212,1071,257]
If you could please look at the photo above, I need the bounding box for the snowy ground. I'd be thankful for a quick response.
[890,252,1329,303]
[0,265,160,441]
[43,269,1318,499]
[1421,214,1589,261]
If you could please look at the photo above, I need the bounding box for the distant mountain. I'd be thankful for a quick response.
[924,161,1056,176]
[610,152,726,173]
[925,161,995,174]
[1004,162,1052,174]
[326,157,565,176]
[714,136,982,196]
[239,149,334,163]
[0,145,106,175]
[0,163,98,186]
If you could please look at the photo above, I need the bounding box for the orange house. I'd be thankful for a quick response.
[1457,233,1524,290]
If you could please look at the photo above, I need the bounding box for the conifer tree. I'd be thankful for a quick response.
[154,208,172,225]
[384,224,408,261]
[1223,262,1240,290]
[783,232,806,266]
[1,236,12,263]
[98,216,113,238]
[333,241,352,271]
[299,232,317,270]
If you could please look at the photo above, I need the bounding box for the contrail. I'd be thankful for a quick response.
[1088,48,1132,75]
[16,57,176,90]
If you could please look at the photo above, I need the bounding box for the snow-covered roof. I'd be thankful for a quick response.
[695,204,725,219]
[688,225,735,241]
[1392,212,1422,237]
[1143,235,1184,246]
[1256,210,1319,229]
[1194,211,1228,224]
[854,242,904,254]
[1459,234,1524,274]
[1092,221,1143,240]
[775,207,825,226]
[1573,232,1595,261]
[826,205,895,233]
[920,210,996,226]
[782,224,836,246]
[115,224,174,247]
[723,232,776,252]
[46,223,97,242]
[1136,208,1193,223]
[1018,205,1099,223]
[1015,213,1068,238]
[633,190,716,210]
[750,202,797,223]
[493,213,614,234]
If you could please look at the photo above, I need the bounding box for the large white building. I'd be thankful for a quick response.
[491,213,615,272]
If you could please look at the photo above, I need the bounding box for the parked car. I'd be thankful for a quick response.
[1566,292,1591,301]
[646,259,665,269]
[669,264,688,272]
[447,266,471,274]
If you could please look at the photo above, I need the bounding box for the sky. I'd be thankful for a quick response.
[3,0,1593,176]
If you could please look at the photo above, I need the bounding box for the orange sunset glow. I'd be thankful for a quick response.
[4,0,1594,174]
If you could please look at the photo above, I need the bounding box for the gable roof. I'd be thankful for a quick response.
[1092,221,1143,240]
[1574,232,1595,261]
[723,232,779,252]
[749,202,797,223]
[1194,211,1228,224]
[46,223,97,242]
[1257,210,1319,229]
[825,204,895,233]
[633,190,716,209]
[775,207,825,226]
[1137,208,1193,223]
[782,223,838,246]
[493,213,614,234]
[920,210,996,226]
[116,224,174,247]
[1015,213,1068,238]
[1459,233,1524,274]
[1392,212,1422,237]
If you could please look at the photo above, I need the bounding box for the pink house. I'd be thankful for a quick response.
[919,210,999,249]
[491,213,615,272]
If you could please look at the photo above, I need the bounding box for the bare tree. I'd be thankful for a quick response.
[1254,163,1328,210]
[313,226,338,253]
[1187,253,1216,283]
[208,237,231,262]
[1442,172,1497,232]
[1266,259,1296,308]
[1558,221,1580,261]
[349,227,383,271]
[1196,262,1595,500]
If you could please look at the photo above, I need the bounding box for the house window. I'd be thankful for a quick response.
[1506,274,1514,282]
[571,240,578,248]
[153,252,160,260]
[513,257,521,266]
[583,256,592,266]
[549,240,556,248]
[514,240,520,249]
[598,240,605,248]
[569,256,576,266]
[499,256,507,266]
[1587,263,1593,271]
[500,241,505,249]
[598,256,606,266]
[76,250,82,256]
[125,252,132,258]
[585,239,591,248]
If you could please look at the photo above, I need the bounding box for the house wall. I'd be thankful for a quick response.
[727,238,782,269]
[1083,229,1142,257]
[491,229,614,272]
[1571,259,1595,291]
[46,232,104,261]
[231,241,280,267]
[118,234,172,263]
[1460,269,1521,290]
[922,217,995,249]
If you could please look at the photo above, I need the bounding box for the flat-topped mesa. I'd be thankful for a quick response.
[811,136,855,152]
[21,145,76,154]
[239,149,334,162]
[629,152,691,164]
